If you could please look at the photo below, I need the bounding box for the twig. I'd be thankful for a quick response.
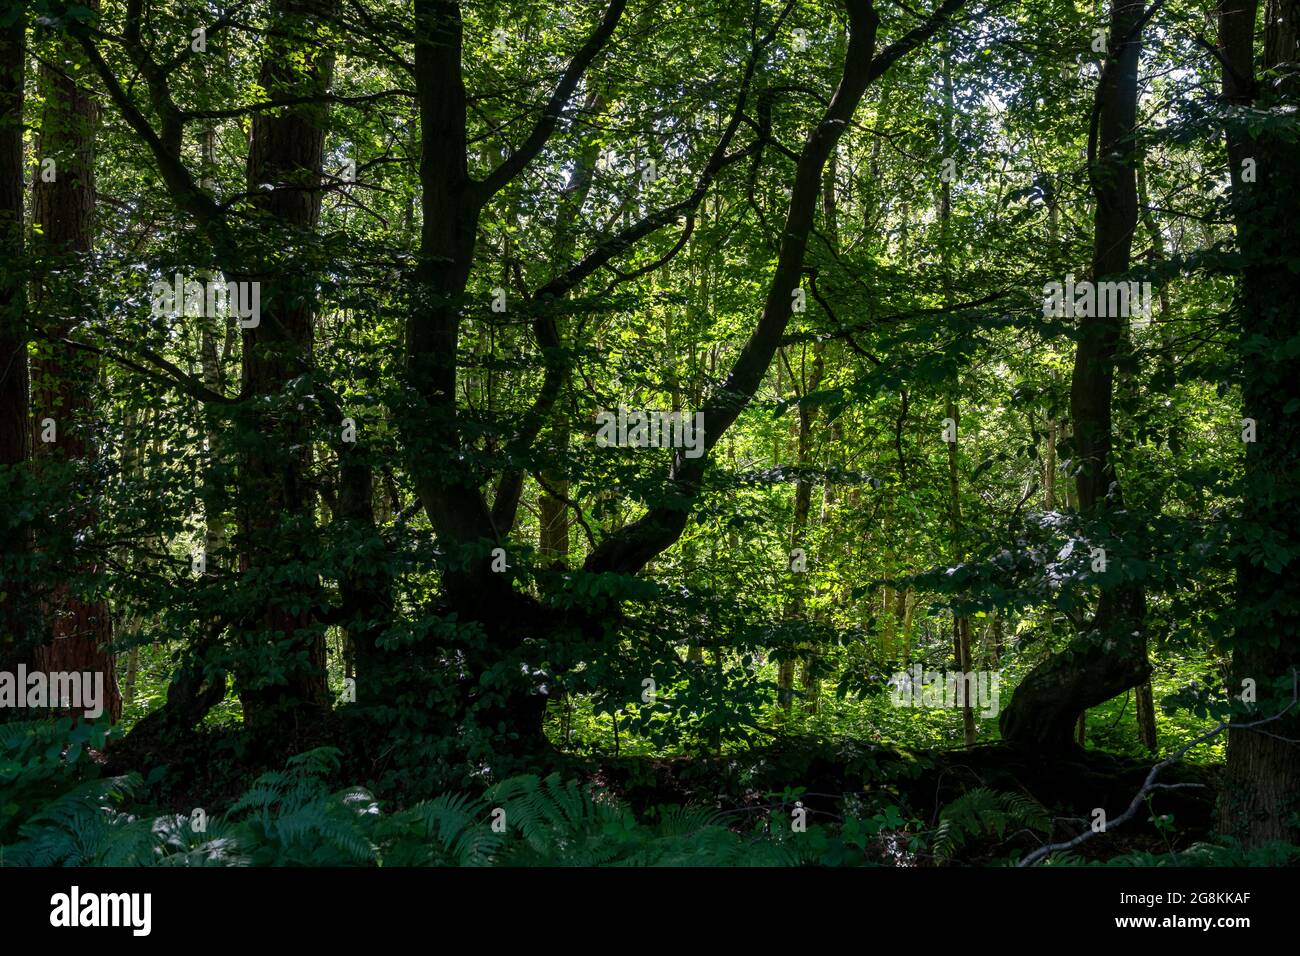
[1018,670,1299,866]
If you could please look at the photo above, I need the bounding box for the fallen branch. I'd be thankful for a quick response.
[1018,670,1299,866]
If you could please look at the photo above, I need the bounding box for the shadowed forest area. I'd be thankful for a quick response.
[0,0,1298,874]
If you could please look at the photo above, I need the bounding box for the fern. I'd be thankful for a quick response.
[931,787,1051,863]
[0,718,114,843]
[223,749,379,866]
[378,791,502,866]
[2,775,141,866]
[484,773,629,865]
[1102,839,1300,867]
[1,752,891,868]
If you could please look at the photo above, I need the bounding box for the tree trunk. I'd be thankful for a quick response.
[233,0,338,739]
[1044,415,1057,509]
[782,152,835,713]
[780,340,824,712]
[30,7,121,722]
[537,91,605,569]
[1134,680,1157,752]
[0,4,27,676]
[1000,0,1149,751]
[198,123,231,574]
[1216,0,1300,846]
[901,590,917,666]
[939,43,974,747]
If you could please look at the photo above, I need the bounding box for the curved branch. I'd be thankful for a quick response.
[585,0,969,576]
[473,0,629,204]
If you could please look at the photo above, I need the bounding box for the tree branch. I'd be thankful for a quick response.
[1018,670,1300,866]
[473,0,629,203]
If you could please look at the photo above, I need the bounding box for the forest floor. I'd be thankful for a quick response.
[586,739,1220,863]
[101,723,1219,865]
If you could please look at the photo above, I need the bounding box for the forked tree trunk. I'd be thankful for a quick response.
[404,0,963,749]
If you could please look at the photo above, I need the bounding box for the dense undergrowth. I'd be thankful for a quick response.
[4,711,1288,867]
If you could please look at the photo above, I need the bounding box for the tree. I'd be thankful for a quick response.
[29,2,121,721]
[999,0,1151,751]
[230,0,338,741]
[0,0,26,674]
[1216,0,1300,846]
[397,0,967,747]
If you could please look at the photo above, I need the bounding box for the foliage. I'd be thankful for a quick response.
[0,0,1297,868]
[929,786,1051,863]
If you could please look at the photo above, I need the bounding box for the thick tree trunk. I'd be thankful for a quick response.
[1000,0,1149,751]
[233,0,337,738]
[29,11,121,722]
[1216,0,1300,846]
[0,5,27,676]
[408,0,501,597]
[404,0,962,751]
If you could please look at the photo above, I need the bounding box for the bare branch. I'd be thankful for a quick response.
[1018,671,1300,866]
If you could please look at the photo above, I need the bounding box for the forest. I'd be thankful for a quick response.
[0,0,1298,878]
